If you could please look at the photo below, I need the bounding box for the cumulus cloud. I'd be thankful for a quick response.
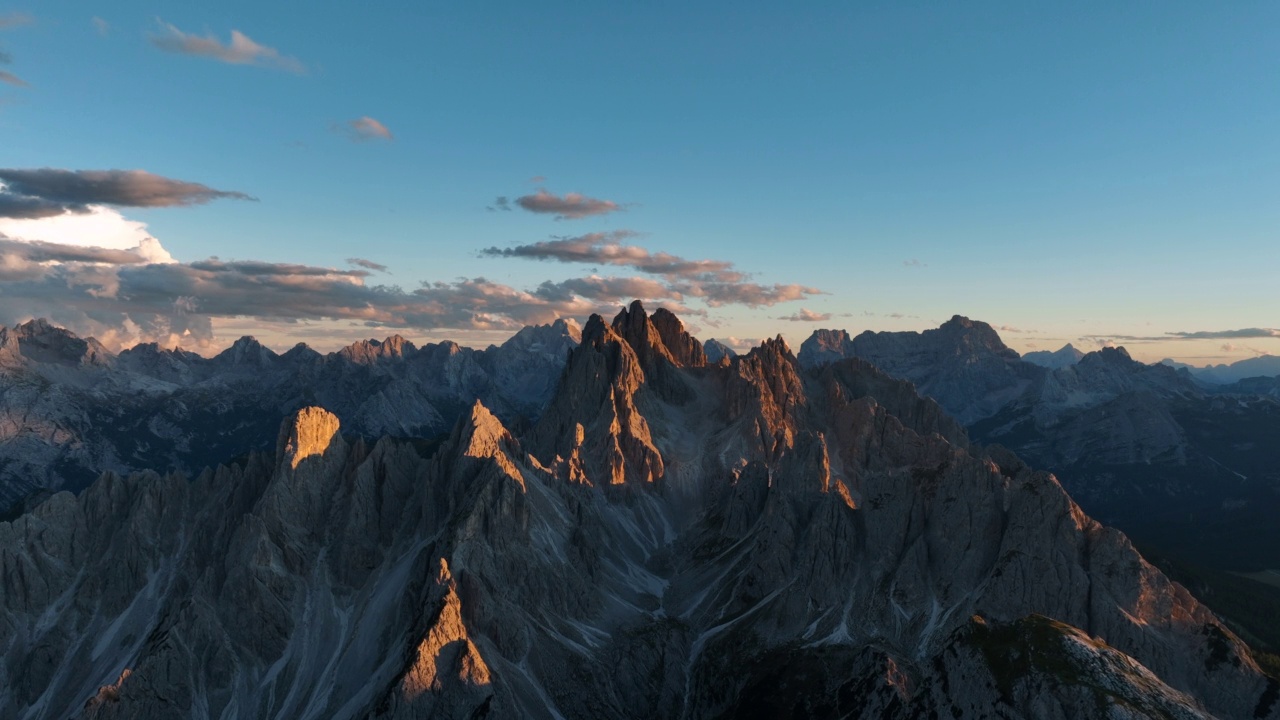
[0,70,26,87]
[150,20,305,73]
[342,116,393,141]
[347,257,389,273]
[0,205,174,261]
[483,232,822,308]
[0,168,254,218]
[778,308,831,322]
[514,189,622,220]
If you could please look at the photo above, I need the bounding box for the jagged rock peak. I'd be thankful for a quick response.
[611,300,678,366]
[14,317,59,337]
[1086,345,1134,364]
[337,334,417,364]
[216,335,278,365]
[797,328,853,368]
[936,314,1014,351]
[457,400,514,461]
[275,406,341,470]
[281,342,321,362]
[703,338,737,363]
[7,317,114,366]
[649,307,707,367]
[392,558,492,713]
[580,313,610,346]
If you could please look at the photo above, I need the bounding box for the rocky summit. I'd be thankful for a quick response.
[1,303,1276,719]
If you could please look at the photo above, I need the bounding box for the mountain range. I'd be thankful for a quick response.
[1161,355,1280,386]
[1,305,1278,718]
[0,317,580,515]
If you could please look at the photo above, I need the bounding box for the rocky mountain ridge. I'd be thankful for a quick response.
[1,302,1276,718]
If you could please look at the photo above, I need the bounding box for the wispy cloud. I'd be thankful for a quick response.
[341,116,393,141]
[483,232,739,281]
[778,308,831,322]
[903,258,926,268]
[347,257,389,273]
[1089,328,1280,344]
[1165,328,1280,340]
[0,12,33,29]
[92,17,109,36]
[0,168,255,219]
[513,188,623,220]
[482,232,823,308]
[150,20,305,73]
[0,25,28,88]
[0,234,149,266]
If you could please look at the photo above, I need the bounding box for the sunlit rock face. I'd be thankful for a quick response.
[1,303,1277,719]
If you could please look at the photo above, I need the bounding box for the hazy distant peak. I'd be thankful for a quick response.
[1023,343,1086,369]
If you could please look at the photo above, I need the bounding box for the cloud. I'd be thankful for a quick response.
[0,12,33,29]
[514,189,623,220]
[1165,328,1280,340]
[720,336,762,351]
[1091,328,1280,343]
[778,308,831,322]
[483,232,823,308]
[0,70,26,87]
[0,236,716,349]
[903,259,926,268]
[0,235,149,266]
[997,324,1024,333]
[342,116,393,141]
[0,205,173,261]
[0,168,255,218]
[347,257,389,273]
[678,281,823,308]
[487,196,512,212]
[533,275,678,305]
[92,17,109,36]
[483,232,741,281]
[150,20,305,73]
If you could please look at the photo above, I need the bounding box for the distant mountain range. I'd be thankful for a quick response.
[1161,354,1280,385]
[0,317,580,514]
[2,302,1275,719]
[797,319,1280,577]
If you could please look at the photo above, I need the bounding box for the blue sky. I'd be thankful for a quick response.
[1,2,1277,362]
